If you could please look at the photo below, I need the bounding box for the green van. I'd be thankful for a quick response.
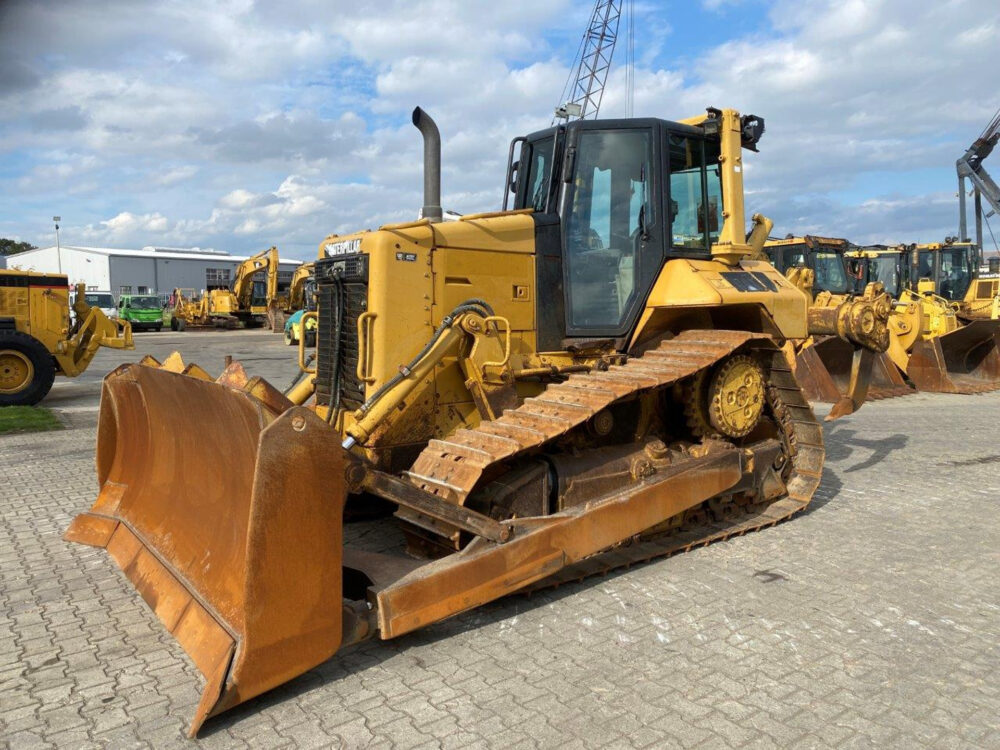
[117,294,164,332]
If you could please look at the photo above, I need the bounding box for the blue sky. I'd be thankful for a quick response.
[1,0,998,260]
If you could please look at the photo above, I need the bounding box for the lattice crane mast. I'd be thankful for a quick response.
[553,0,633,123]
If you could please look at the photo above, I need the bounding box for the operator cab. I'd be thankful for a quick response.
[911,243,976,300]
[505,111,762,344]
[764,237,851,296]
[850,247,905,298]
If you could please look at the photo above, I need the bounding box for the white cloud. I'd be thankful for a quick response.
[1,0,999,256]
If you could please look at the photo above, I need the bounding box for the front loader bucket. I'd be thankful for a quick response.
[64,359,348,736]
[908,321,1000,393]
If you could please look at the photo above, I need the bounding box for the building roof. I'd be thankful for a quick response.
[8,245,302,265]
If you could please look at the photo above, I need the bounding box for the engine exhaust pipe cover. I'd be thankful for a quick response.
[412,106,443,222]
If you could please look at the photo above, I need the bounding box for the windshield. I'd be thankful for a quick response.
[129,296,161,309]
[867,255,902,297]
[813,251,849,294]
[85,293,115,308]
[938,248,973,300]
[250,280,268,307]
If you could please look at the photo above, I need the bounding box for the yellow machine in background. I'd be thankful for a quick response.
[0,271,133,405]
[69,106,888,735]
[763,235,896,417]
[167,247,283,330]
[270,260,316,332]
[912,240,1000,321]
[847,243,1000,393]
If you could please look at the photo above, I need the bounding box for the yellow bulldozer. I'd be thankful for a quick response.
[67,106,890,735]
[0,270,133,405]
[911,240,1000,321]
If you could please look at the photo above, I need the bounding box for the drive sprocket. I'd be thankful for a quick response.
[684,353,765,439]
[707,354,765,438]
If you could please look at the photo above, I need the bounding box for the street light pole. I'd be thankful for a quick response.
[53,216,62,274]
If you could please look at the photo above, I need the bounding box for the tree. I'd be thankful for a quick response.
[0,239,38,256]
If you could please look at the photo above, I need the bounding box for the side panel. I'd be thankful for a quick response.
[28,285,71,352]
[533,214,565,352]
[631,258,809,348]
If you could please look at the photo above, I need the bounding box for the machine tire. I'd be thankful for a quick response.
[0,331,56,406]
[283,330,294,346]
[154,324,163,332]
[304,330,317,348]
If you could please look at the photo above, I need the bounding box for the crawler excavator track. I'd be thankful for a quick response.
[403,330,824,571]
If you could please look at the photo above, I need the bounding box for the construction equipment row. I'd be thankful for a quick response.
[60,104,998,739]
[765,236,1000,402]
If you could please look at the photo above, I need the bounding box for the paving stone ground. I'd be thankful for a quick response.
[2,332,999,748]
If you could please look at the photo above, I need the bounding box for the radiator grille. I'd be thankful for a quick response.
[976,279,999,298]
[315,254,369,410]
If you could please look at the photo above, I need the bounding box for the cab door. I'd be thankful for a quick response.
[560,122,662,341]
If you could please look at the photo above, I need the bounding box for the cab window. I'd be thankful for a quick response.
[813,252,849,294]
[939,248,972,299]
[915,251,934,280]
[523,137,555,212]
[667,135,722,251]
[564,129,651,330]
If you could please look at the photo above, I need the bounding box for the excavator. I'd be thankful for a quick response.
[66,106,891,735]
[764,236,906,409]
[168,247,281,330]
[284,261,316,313]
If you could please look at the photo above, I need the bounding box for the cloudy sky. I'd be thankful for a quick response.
[1,0,999,260]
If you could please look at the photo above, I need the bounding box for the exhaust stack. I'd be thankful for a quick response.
[412,107,442,221]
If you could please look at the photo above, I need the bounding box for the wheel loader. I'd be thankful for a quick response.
[762,236,899,415]
[911,240,1000,321]
[66,106,887,736]
[845,244,1000,393]
[0,270,133,406]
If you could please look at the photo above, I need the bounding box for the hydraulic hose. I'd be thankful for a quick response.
[341,299,496,450]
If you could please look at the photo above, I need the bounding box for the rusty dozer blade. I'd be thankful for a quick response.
[64,358,348,736]
[907,320,1000,394]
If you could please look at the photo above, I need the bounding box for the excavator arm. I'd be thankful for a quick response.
[232,246,279,309]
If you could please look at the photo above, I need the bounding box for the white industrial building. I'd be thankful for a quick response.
[5,245,300,297]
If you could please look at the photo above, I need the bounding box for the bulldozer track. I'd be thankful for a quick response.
[529,366,823,591]
[407,330,825,578]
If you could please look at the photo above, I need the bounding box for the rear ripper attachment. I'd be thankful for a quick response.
[791,282,903,419]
